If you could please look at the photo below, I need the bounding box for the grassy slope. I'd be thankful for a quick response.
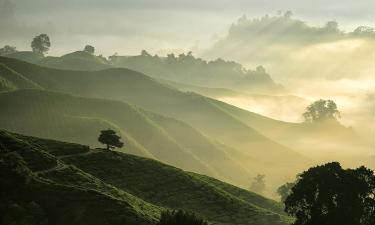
[0,56,309,187]
[0,63,42,92]
[0,89,256,186]
[0,130,161,225]
[0,130,290,225]
[39,51,111,71]
[4,51,43,63]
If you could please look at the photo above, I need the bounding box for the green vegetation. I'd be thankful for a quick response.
[285,162,375,225]
[0,130,289,225]
[38,51,111,71]
[31,34,51,56]
[0,130,161,225]
[0,45,17,56]
[0,56,309,190]
[303,99,340,123]
[83,45,95,55]
[0,89,252,187]
[110,51,281,92]
[98,129,124,150]
[157,210,208,225]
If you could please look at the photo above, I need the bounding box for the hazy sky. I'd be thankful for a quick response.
[2,0,375,56]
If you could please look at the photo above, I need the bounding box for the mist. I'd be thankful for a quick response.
[1,0,375,200]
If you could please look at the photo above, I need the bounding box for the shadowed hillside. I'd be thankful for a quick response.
[0,130,290,225]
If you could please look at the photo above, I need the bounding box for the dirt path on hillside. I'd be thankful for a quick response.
[35,149,102,174]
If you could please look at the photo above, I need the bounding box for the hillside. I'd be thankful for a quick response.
[0,89,255,187]
[0,56,309,189]
[0,63,42,92]
[4,51,44,64]
[0,130,289,225]
[38,51,111,71]
[0,130,160,225]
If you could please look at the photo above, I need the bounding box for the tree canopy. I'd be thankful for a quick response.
[84,45,95,54]
[277,182,294,203]
[303,99,340,123]
[98,129,124,150]
[31,34,51,55]
[285,162,375,225]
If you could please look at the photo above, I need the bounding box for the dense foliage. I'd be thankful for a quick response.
[157,210,208,225]
[31,34,51,55]
[285,162,375,225]
[303,99,340,123]
[98,129,124,150]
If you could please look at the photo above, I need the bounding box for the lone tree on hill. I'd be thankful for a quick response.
[31,34,51,55]
[303,99,340,123]
[285,162,375,225]
[249,174,266,194]
[98,129,124,150]
[157,210,208,225]
[84,45,95,54]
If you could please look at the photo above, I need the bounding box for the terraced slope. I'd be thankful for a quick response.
[0,89,254,186]
[0,56,305,163]
[0,130,290,225]
[0,56,311,189]
[0,63,41,92]
[0,130,161,225]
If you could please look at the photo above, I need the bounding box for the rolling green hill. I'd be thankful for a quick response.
[0,130,290,225]
[3,51,111,71]
[0,89,256,187]
[38,51,111,71]
[0,56,309,190]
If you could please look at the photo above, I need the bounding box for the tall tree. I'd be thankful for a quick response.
[98,129,124,150]
[285,162,375,225]
[303,99,340,123]
[31,34,51,55]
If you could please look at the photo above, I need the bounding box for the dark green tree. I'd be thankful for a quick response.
[31,34,50,55]
[84,45,95,55]
[157,210,208,225]
[98,129,124,150]
[285,162,375,225]
[277,182,294,203]
[250,174,266,194]
[303,99,340,123]
[0,45,17,56]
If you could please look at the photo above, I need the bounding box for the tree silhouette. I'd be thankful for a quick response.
[31,34,50,55]
[303,99,340,123]
[285,162,375,225]
[84,45,95,55]
[98,129,123,150]
[157,210,208,225]
[277,182,294,203]
[0,45,17,56]
[249,174,266,194]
